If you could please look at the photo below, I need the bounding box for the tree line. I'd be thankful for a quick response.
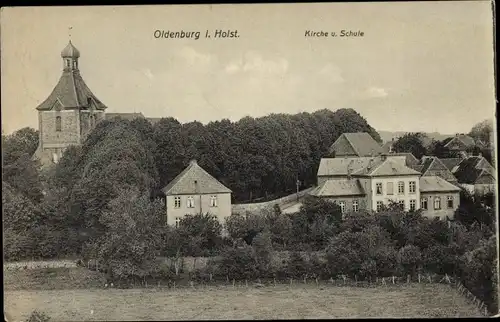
[391,118,494,162]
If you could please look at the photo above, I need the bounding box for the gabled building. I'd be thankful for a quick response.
[439,158,463,173]
[414,156,458,184]
[419,176,461,220]
[328,132,383,157]
[315,154,422,213]
[162,160,232,226]
[443,134,476,156]
[452,156,495,195]
[314,154,461,219]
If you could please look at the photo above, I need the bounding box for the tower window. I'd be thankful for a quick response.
[55,116,62,132]
[66,60,70,68]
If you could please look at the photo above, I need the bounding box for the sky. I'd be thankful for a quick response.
[1,2,496,135]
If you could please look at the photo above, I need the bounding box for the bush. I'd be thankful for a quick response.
[215,245,259,280]
[27,310,51,322]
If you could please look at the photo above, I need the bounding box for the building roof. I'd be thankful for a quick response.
[419,176,461,193]
[162,160,232,195]
[329,132,383,157]
[61,41,80,58]
[444,134,476,149]
[310,178,365,197]
[105,113,145,121]
[36,71,108,111]
[453,156,495,184]
[390,152,420,167]
[318,155,418,177]
[36,42,107,111]
[318,157,374,176]
[352,157,421,177]
[418,156,458,183]
[381,141,393,153]
[439,158,463,172]
[147,117,163,125]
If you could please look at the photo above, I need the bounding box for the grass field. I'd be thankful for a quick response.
[5,283,481,320]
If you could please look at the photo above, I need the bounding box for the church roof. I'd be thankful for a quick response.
[105,113,145,121]
[61,41,80,58]
[162,160,232,195]
[36,42,107,111]
[35,72,107,111]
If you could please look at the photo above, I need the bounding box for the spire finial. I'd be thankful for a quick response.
[68,26,73,41]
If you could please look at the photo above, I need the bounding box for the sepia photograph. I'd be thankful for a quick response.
[1,1,498,320]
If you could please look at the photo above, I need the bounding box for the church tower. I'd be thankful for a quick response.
[34,40,108,166]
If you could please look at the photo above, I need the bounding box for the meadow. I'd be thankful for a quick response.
[4,268,482,321]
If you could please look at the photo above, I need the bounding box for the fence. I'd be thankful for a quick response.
[231,187,315,214]
[98,272,488,315]
[454,280,491,316]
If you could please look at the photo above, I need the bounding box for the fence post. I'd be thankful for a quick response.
[407,275,410,283]
[418,274,421,283]
[246,280,248,288]
[329,277,334,284]
[274,278,277,287]
[392,276,395,284]
[315,277,319,287]
[232,279,235,288]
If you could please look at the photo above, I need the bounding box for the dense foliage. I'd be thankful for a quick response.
[152,108,380,202]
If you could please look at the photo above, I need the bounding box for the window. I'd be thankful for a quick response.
[175,217,181,228]
[339,201,346,213]
[353,200,359,212]
[398,181,405,194]
[174,196,181,208]
[434,197,441,210]
[55,116,62,132]
[376,201,383,212]
[410,199,416,211]
[66,60,70,68]
[398,200,405,210]
[387,182,394,195]
[421,197,428,210]
[210,195,218,207]
[447,196,454,209]
[187,196,195,208]
[409,181,416,194]
[376,182,383,195]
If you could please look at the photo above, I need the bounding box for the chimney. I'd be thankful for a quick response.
[190,159,197,166]
[370,149,374,157]
[381,154,387,161]
[367,159,373,171]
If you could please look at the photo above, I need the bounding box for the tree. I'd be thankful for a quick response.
[469,119,494,146]
[392,132,428,159]
[396,244,422,276]
[252,231,273,274]
[90,188,164,281]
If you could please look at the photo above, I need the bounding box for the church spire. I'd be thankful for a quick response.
[61,29,80,72]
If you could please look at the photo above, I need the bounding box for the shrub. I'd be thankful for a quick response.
[27,310,51,322]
